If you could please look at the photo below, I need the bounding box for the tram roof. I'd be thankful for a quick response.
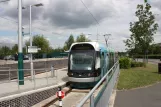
[70,42,112,52]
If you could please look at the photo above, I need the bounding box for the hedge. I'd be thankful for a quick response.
[131,61,145,67]
[119,57,145,69]
[134,55,161,59]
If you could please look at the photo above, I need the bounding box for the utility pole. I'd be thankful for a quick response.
[103,34,111,47]
[18,0,24,85]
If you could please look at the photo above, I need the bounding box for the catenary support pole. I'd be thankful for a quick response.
[18,0,24,85]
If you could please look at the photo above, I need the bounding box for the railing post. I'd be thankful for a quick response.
[34,70,36,89]
[90,94,94,107]
[46,69,48,85]
[17,69,20,91]
[51,65,54,77]
[56,69,58,84]
[9,68,11,81]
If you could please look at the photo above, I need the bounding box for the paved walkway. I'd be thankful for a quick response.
[114,82,161,107]
[0,68,68,98]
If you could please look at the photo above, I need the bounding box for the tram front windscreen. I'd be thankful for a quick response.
[70,51,94,71]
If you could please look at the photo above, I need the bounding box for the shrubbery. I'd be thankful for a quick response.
[119,57,145,69]
[119,57,131,69]
[131,61,145,67]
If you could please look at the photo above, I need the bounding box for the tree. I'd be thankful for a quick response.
[76,34,91,42]
[53,47,64,52]
[64,34,74,50]
[25,35,51,54]
[124,3,159,62]
[148,44,161,54]
[63,45,68,51]
[1,46,11,56]
[12,44,18,54]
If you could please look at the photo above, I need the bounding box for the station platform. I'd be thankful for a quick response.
[0,67,68,98]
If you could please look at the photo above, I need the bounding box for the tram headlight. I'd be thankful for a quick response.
[68,72,73,76]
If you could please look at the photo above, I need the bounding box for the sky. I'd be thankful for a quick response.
[0,0,160,51]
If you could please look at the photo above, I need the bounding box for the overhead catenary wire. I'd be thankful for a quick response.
[34,27,63,36]
[0,16,18,24]
[80,0,100,26]
[79,0,100,41]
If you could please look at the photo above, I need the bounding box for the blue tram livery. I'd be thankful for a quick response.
[67,42,117,88]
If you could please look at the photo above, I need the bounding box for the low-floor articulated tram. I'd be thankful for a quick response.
[67,42,116,88]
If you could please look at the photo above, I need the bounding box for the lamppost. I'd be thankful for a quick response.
[22,3,43,81]
[103,34,111,47]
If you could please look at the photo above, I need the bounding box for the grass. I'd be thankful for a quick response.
[117,64,161,90]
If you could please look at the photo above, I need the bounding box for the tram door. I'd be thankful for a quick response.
[106,53,109,73]
[101,52,105,76]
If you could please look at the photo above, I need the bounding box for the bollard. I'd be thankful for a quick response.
[56,86,65,107]
[51,65,55,77]
[9,68,11,81]
[58,86,62,107]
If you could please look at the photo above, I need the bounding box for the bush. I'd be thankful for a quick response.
[119,57,131,69]
[131,61,145,67]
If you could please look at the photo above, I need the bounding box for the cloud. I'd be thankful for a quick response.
[0,35,17,48]
[0,0,44,25]
[0,0,161,51]
[43,0,115,29]
[151,0,161,11]
[1,0,116,29]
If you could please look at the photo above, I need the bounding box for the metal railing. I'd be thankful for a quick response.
[0,66,58,97]
[77,61,119,107]
[0,67,11,81]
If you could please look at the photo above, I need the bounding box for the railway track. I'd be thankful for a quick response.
[45,88,90,107]
[43,81,105,107]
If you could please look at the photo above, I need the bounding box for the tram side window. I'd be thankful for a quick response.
[95,52,100,69]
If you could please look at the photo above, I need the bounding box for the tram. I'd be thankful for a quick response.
[67,42,117,88]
